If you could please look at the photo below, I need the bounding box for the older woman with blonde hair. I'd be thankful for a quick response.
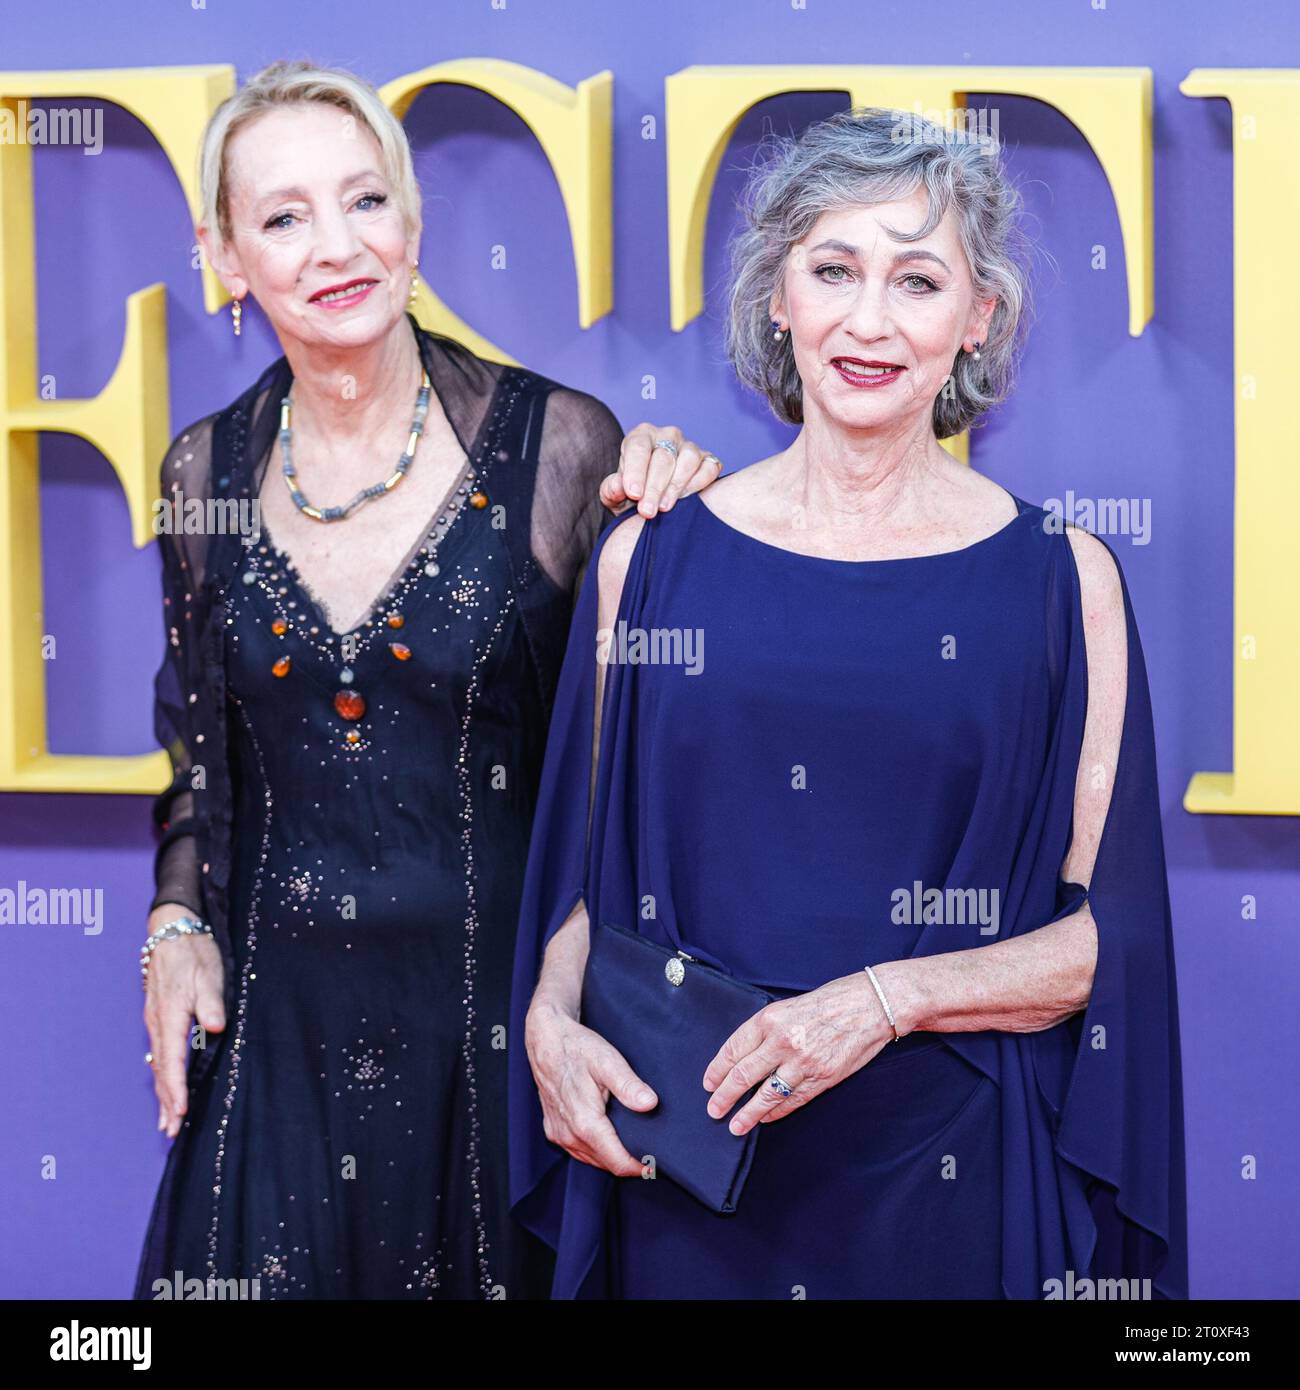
[512,107,1187,1299]
[133,58,717,1301]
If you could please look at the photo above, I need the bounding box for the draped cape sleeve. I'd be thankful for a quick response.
[913,522,1188,1299]
[1035,530,1189,1299]
[507,508,649,1282]
[507,506,1188,1300]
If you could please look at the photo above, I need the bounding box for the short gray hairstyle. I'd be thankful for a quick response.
[725,106,1033,438]
[198,58,422,249]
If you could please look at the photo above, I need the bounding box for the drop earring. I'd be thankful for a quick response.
[772,319,786,342]
[970,340,983,361]
[231,295,242,337]
[409,262,419,307]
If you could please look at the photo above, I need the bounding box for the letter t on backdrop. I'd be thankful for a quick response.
[663,65,1154,468]
[1181,70,1300,815]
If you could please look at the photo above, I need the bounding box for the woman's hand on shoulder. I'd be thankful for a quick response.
[600,423,723,519]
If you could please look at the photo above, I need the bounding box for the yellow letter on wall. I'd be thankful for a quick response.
[0,67,233,793]
[382,57,613,352]
[665,65,1154,467]
[1182,70,1300,815]
[0,60,614,794]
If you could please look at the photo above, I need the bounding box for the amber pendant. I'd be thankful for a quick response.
[334,689,366,721]
[272,656,291,678]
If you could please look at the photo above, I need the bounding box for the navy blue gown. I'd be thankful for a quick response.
[508,488,1188,1300]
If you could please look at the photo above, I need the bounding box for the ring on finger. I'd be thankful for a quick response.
[701,453,723,474]
[653,437,679,457]
[767,1071,794,1099]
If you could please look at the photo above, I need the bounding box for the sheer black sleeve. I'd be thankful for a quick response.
[148,414,219,917]
[528,385,625,598]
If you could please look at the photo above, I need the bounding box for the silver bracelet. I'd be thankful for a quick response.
[140,915,212,991]
[863,964,903,1042]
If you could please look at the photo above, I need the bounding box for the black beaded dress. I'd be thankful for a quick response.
[134,317,622,1299]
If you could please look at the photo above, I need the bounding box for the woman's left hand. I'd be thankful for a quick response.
[702,970,904,1136]
[600,423,723,518]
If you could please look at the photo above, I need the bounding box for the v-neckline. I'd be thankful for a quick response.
[250,332,512,638]
[251,339,517,636]
[259,449,476,639]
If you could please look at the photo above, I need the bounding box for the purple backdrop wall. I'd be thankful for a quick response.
[1,0,1297,1299]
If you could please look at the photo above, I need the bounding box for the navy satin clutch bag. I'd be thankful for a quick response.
[580,920,775,1213]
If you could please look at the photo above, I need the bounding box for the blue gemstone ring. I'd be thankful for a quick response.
[768,1072,793,1098]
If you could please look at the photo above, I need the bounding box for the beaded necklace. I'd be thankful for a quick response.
[278,368,433,521]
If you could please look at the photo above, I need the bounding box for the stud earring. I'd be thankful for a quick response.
[231,296,242,337]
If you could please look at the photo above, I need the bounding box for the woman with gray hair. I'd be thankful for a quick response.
[511,107,1187,1299]
[133,58,718,1301]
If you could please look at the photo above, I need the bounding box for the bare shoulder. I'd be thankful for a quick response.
[1061,524,1130,887]
[690,453,778,528]
[1063,522,1125,635]
[953,462,1021,523]
[596,512,647,629]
